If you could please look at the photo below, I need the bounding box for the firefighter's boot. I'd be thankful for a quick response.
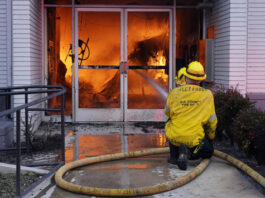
[177,144,188,170]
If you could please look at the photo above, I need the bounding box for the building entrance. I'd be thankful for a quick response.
[74,8,172,122]
[46,4,201,122]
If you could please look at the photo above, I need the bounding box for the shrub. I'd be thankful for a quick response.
[254,122,265,165]
[214,87,254,143]
[232,108,265,165]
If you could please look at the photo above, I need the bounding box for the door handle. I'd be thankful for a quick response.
[120,61,129,74]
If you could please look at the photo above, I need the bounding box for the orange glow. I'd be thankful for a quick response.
[157,134,167,147]
[61,51,72,77]
[78,135,121,159]
[48,9,169,111]
[65,144,74,163]
[127,12,169,109]
[47,7,72,114]
[76,11,169,109]
[128,134,167,151]
[66,130,73,136]
[64,134,167,163]
[99,165,123,171]
[128,164,149,169]
[148,50,166,66]
[147,50,168,83]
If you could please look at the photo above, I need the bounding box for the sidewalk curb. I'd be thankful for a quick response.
[0,162,49,175]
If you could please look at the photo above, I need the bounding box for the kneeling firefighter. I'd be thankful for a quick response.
[165,61,218,170]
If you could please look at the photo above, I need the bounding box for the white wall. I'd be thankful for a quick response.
[229,0,247,94]
[0,0,11,87]
[12,0,43,131]
[247,0,265,94]
[208,0,265,110]
[207,0,248,94]
[207,0,231,89]
[29,0,42,86]
[13,0,42,104]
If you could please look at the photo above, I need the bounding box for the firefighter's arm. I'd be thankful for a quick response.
[205,115,217,140]
[164,102,170,121]
[205,93,218,140]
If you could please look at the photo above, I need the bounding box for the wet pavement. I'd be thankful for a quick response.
[23,122,265,198]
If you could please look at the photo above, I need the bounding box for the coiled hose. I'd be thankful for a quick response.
[55,148,265,197]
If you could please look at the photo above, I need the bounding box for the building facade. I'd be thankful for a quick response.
[1,0,265,126]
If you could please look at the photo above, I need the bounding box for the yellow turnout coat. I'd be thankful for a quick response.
[165,84,217,148]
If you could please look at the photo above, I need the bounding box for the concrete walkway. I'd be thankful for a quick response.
[4,122,265,198]
[27,156,264,198]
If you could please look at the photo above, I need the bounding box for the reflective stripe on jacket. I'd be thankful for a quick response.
[164,84,217,148]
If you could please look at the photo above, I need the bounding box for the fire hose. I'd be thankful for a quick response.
[55,148,265,197]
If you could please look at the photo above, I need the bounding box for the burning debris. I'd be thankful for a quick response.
[79,71,120,108]
[47,9,173,112]
[129,33,169,66]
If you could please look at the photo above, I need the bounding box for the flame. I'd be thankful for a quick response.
[147,50,168,83]
[148,50,166,66]
[48,9,169,111]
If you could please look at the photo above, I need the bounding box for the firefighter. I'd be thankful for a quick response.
[165,61,217,170]
[175,67,186,87]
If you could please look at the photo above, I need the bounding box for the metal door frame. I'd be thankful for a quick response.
[74,8,173,122]
[124,8,172,121]
[74,8,124,122]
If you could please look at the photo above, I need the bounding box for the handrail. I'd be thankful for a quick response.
[0,85,66,197]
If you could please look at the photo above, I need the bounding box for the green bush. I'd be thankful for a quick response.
[214,87,254,143]
[232,108,265,165]
[213,87,265,164]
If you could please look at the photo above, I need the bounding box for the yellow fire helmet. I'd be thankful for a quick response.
[183,61,207,81]
[175,67,186,86]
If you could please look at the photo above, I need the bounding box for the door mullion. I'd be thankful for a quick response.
[123,9,128,122]
[73,8,78,123]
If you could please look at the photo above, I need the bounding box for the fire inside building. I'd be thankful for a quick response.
[46,0,209,122]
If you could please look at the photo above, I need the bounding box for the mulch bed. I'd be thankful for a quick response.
[0,172,40,198]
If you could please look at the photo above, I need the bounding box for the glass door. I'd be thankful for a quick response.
[75,8,124,122]
[74,8,172,122]
[125,9,172,121]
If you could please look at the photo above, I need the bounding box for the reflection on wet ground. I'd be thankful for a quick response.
[8,123,264,198]
[20,122,166,166]
[64,122,167,163]
[63,155,201,189]
[34,122,200,191]
[65,133,167,163]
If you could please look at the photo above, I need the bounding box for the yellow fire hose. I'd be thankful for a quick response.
[55,148,265,197]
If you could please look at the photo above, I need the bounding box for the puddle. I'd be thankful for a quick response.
[64,122,166,163]
[65,133,167,163]
[12,122,167,168]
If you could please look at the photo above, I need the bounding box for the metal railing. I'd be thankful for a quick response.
[0,85,66,197]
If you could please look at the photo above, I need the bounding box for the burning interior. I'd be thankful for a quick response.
[47,6,199,115]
